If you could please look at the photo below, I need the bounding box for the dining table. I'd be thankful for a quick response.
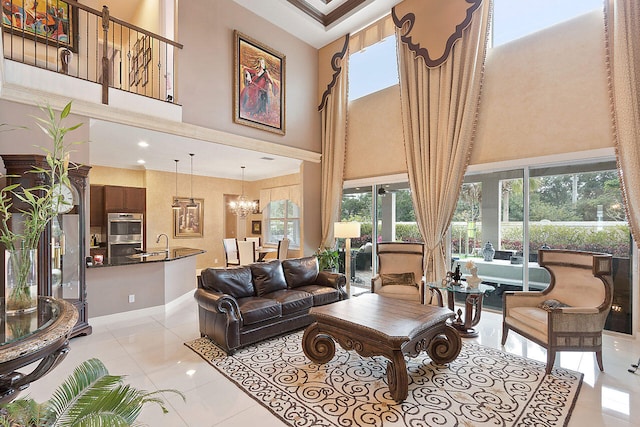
[257,247,277,261]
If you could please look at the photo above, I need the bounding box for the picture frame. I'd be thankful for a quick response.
[233,30,286,135]
[2,0,78,52]
[173,198,204,238]
[251,220,262,235]
[252,200,260,214]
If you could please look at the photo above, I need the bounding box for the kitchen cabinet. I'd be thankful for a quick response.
[103,185,146,213]
[89,184,104,227]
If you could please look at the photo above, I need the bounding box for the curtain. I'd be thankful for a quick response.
[318,36,350,249]
[394,0,491,281]
[605,0,640,249]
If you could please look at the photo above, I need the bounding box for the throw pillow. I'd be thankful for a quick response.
[250,260,287,297]
[380,272,417,288]
[538,299,571,311]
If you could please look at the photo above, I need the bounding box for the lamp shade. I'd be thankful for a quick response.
[334,221,361,239]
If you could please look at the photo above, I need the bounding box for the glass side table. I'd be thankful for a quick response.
[0,297,78,403]
[428,282,495,338]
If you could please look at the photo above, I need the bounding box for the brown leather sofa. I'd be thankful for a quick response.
[195,256,347,354]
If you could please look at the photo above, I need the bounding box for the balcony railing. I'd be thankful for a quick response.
[2,0,183,105]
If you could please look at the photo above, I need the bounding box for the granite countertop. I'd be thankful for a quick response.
[89,247,205,268]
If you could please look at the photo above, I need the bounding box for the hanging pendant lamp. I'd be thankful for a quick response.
[187,153,198,209]
[171,159,180,210]
[229,166,257,218]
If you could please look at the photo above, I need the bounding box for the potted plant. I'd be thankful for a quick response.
[0,358,184,426]
[0,102,78,313]
[315,247,339,271]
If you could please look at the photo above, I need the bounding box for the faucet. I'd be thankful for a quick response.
[156,233,169,254]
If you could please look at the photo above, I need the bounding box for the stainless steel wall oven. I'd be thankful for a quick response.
[107,213,143,259]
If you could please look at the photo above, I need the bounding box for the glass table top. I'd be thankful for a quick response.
[1,298,60,347]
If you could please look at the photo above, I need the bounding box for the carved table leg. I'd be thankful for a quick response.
[386,351,408,402]
[302,322,336,364]
[426,325,462,364]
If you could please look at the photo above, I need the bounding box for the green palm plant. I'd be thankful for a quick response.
[0,358,184,426]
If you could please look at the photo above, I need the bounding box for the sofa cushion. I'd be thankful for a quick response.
[201,266,254,298]
[282,256,319,289]
[263,289,313,315]
[251,260,288,297]
[294,284,340,306]
[237,296,282,325]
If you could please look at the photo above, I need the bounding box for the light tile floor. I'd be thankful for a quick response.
[18,292,640,426]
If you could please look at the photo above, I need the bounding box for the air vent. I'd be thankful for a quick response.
[260,157,275,161]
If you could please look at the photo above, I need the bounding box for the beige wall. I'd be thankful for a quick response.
[177,0,320,153]
[345,10,613,178]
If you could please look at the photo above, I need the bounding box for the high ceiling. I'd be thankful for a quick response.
[88,0,401,180]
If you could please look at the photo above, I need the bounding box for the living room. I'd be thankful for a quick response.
[1,0,639,426]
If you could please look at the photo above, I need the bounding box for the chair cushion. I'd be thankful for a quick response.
[380,272,417,288]
[376,284,419,301]
[538,299,571,311]
[251,260,287,297]
[507,306,548,342]
[237,296,282,325]
[282,256,319,288]
[200,267,254,298]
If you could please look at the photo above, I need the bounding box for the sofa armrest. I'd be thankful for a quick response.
[316,271,346,290]
[194,288,242,322]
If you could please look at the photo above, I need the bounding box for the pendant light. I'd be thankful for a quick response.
[229,166,257,218]
[171,159,180,210]
[187,153,198,209]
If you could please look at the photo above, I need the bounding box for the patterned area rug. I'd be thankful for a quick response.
[185,331,582,427]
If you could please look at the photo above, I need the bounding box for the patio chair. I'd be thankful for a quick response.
[502,249,613,374]
[371,242,426,304]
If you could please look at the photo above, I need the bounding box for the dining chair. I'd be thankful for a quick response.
[277,238,290,260]
[245,237,261,259]
[222,238,240,266]
[237,240,256,265]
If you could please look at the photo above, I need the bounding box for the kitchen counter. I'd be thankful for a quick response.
[88,247,205,267]
[86,247,206,317]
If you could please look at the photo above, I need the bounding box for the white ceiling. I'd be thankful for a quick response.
[89,0,399,181]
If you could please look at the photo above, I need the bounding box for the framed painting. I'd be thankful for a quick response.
[2,0,78,52]
[251,220,261,235]
[233,30,285,135]
[173,198,204,238]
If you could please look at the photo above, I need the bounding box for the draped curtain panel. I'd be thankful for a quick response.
[605,0,640,249]
[318,36,350,249]
[393,0,491,281]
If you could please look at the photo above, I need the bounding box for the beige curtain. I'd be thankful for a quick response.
[605,0,640,248]
[318,36,349,248]
[394,0,490,281]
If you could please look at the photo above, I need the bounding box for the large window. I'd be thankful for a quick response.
[348,35,398,101]
[265,200,300,248]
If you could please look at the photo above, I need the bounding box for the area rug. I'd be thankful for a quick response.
[185,331,582,427]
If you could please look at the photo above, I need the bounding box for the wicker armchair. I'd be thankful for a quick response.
[502,249,613,374]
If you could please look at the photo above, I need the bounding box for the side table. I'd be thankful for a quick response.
[428,282,495,338]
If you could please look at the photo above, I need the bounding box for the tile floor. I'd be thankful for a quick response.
[18,291,640,426]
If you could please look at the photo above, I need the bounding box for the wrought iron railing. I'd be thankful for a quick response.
[1,0,183,105]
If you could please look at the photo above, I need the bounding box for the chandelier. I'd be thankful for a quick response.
[229,166,257,218]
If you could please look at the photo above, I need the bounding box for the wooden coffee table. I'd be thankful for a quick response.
[302,293,461,402]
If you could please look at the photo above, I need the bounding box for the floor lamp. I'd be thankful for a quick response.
[334,221,361,297]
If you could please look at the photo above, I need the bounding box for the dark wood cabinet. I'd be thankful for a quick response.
[1,155,91,338]
[103,185,146,213]
[89,184,104,227]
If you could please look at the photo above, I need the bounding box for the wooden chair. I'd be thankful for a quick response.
[237,240,256,265]
[502,249,613,374]
[371,242,426,304]
[277,238,290,260]
[222,238,240,266]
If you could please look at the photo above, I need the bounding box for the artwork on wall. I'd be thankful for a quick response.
[129,35,152,87]
[2,0,78,52]
[252,220,262,235]
[173,198,204,238]
[233,30,285,135]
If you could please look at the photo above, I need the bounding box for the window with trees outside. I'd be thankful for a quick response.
[265,199,300,248]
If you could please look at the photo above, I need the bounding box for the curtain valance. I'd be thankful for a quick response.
[260,184,301,209]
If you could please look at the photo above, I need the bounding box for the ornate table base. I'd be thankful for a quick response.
[302,294,462,402]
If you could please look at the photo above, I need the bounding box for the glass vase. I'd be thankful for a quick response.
[5,249,38,315]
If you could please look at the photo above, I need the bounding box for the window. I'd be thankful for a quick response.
[265,199,300,248]
[348,35,398,101]
[492,0,604,47]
